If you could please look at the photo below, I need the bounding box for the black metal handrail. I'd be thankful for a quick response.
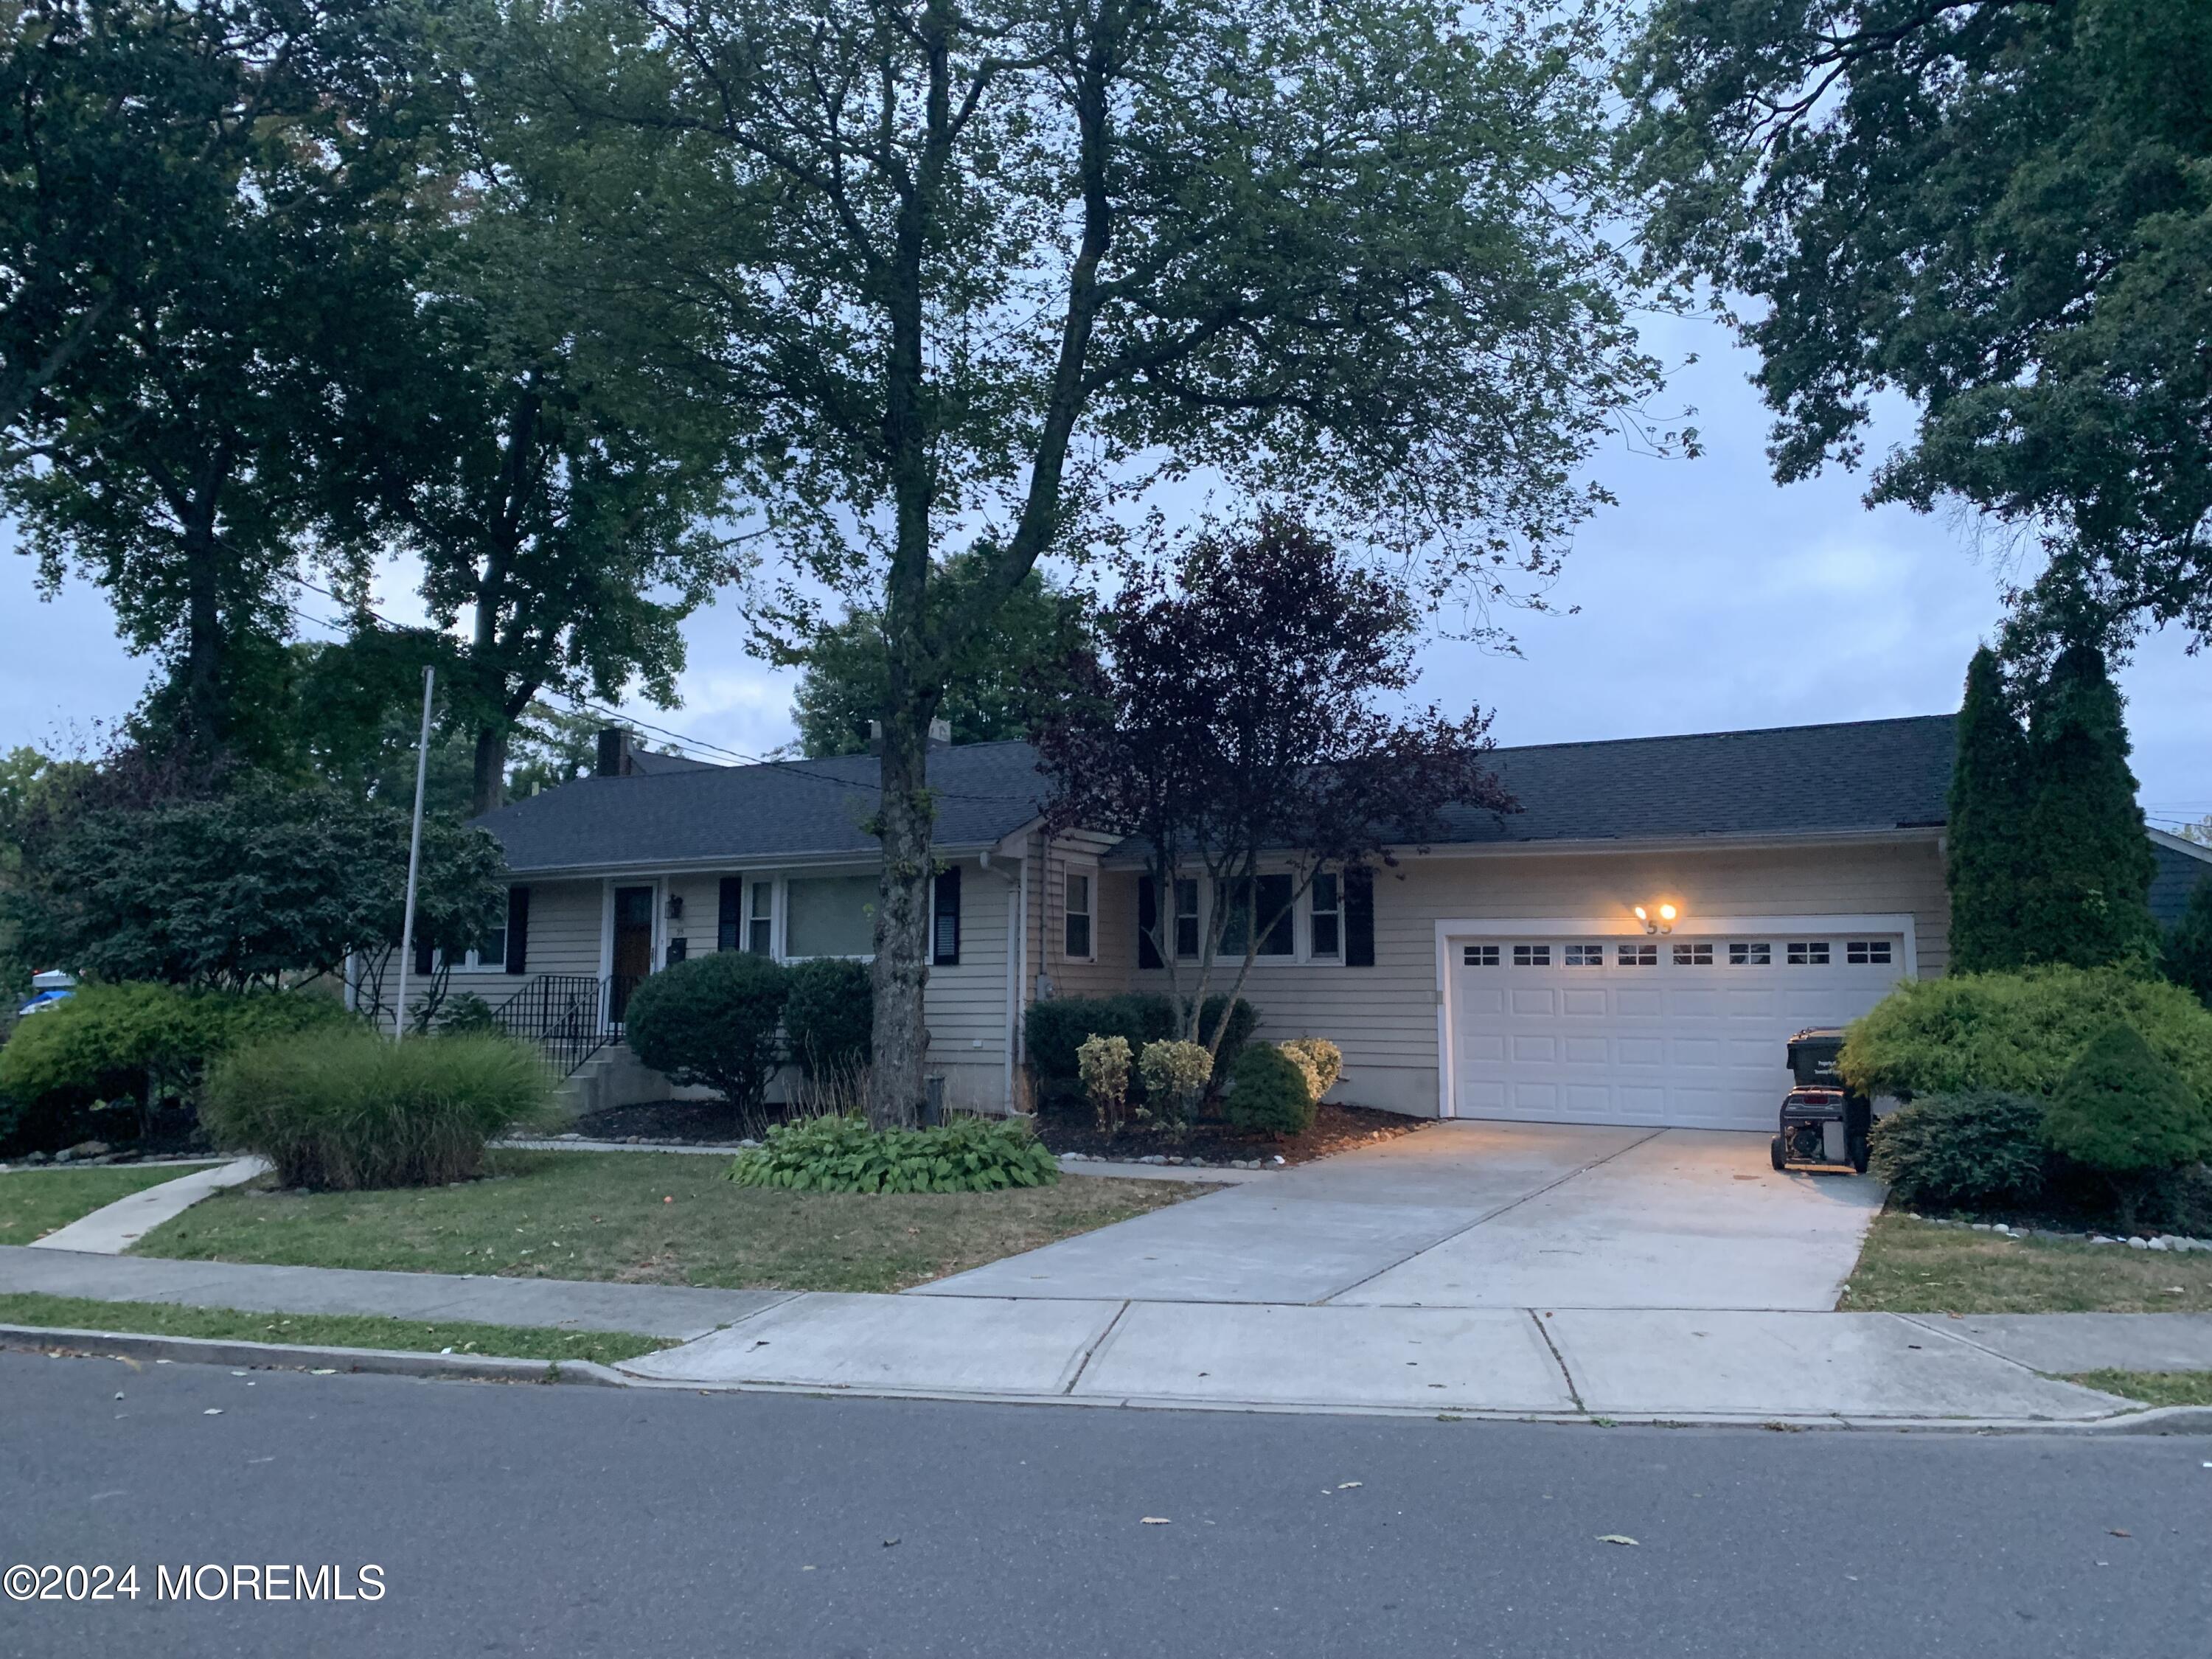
[494,975,637,1077]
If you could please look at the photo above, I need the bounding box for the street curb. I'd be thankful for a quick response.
[2080,1404,2212,1435]
[0,1324,633,1387]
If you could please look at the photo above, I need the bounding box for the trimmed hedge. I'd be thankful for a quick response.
[1024,992,1257,1091]
[622,951,792,1108]
[1866,1091,2051,1210]
[784,958,874,1077]
[1225,1042,1316,1136]
[727,1113,1060,1194]
[1840,967,2212,1102]
[201,1027,556,1189]
[0,983,353,1144]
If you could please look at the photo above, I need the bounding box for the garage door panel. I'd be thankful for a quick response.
[1450,931,1905,1130]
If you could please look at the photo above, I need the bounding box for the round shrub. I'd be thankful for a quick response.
[1226,1041,1315,1137]
[1137,1038,1212,1125]
[1077,1032,1133,1132]
[1840,967,2212,1102]
[202,1027,556,1189]
[622,951,792,1108]
[2042,1022,2212,1175]
[436,992,502,1037]
[1281,1037,1342,1102]
[1865,1091,2050,1211]
[784,958,874,1077]
[727,1112,1060,1194]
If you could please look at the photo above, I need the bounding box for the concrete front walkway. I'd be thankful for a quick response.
[915,1122,1884,1310]
[29,1158,265,1254]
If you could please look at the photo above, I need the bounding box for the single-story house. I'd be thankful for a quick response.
[369,717,2211,1129]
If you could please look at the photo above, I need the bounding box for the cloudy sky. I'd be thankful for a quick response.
[1,309,2202,832]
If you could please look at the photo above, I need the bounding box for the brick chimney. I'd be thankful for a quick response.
[595,726,636,777]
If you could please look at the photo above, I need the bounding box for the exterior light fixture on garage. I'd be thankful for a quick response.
[1633,902,1680,936]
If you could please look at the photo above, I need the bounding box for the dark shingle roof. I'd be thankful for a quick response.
[1432,713,1958,846]
[476,741,1048,874]
[476,714,1962,874]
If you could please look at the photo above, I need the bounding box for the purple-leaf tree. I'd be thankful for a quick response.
[1037,512,1515,1058]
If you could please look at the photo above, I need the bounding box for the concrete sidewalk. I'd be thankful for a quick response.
[29,1158,264,1254]
[7,1242,2204,1425]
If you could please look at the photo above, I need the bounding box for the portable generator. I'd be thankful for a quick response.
[1770,1027,1871,1174]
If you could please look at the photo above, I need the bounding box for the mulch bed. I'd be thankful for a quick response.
[574,1096,1427,1168]
[1032,1099,1425,1167]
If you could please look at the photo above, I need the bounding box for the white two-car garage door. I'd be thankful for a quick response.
[1446,929,1908,1130]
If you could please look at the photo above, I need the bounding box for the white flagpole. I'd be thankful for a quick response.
[392,664,436,1040]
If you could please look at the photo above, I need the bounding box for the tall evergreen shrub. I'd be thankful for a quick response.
[2015,646,2159,968]
[1946,647,2032,973]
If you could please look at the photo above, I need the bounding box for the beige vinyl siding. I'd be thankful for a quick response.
[362,877,603,1013]
[922,857,1016,1112]
[1113,838,1949,1117]
[1030,828,1125,1001]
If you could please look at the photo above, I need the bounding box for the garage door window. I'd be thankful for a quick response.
[1512,944,1551,967]
[1787,941,1832,965]
[1618,943,1658,967]
[1564,944,1603,967]
[1673,942,1714,966]
[1728,941,1773,966]
[1463,944,1500,967]
[1847,939,1893,964]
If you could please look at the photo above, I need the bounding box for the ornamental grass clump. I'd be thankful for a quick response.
[727,1113,1060,1194]
[1077,1033,1133,1133]
[1137,1039,1212,1127]
[202,1027,556,1190]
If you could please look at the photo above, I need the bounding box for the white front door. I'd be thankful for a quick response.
[1447,932,1905,1130]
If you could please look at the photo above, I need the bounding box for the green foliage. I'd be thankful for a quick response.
[782,958,873,1077]
[1225,1043,1316,1138]
[727,1113,1060,1194]
[0,983,353,1138]
[1026,995,1179,1085]
[784,556,1096,757]
[201,1028,557,1190]
[1136,1039,1213,1127]
[1077,1033,1133,1133]
[436,993,502,1037]
[1842,967,2212,1107]
[1280,1037,1343,1101]
[2015,647,2159,969]
[1626,0,2212,653]
[1196,995,1261,1059]
[1867,1091,2051,1211]
[2042,1023,2212,1178]
[2165,874,2212,1009]
[1947,648,2033,973]
[5,774,507,994]
[621,951,791,1109]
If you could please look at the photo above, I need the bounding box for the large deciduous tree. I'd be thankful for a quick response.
[781,554,1093,758]
[1036,512,1513,1057]
[5,0,437,766]
[540,0,1666,1124]
[1624,0,2212,656]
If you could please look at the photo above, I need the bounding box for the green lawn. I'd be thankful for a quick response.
[2062,1370,2212,1408]
[0,1291,666,1365]
[0,1164,218,1246]
[1842,1214,2212,1313]
[135,1150,1198,1294]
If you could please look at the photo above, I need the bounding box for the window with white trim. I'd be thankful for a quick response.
[785,874,877,958]
[748,880,773,956]
[1846,939,1893,965]
[451,922,507,973]
[1618,942,1658,967]
[1512,944,1551,967]
[1728,941,1773,967]
[1462,944,1500,967]
[1564,944,1604,967]
[1064,871,1093,960]
[1787,941,1831,966]
[1674,942,1714,966]
[1310,874,1341,959]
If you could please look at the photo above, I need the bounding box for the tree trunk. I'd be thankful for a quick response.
[472,723,508,818]
[868,706,934,1128]
[181,510,227,762]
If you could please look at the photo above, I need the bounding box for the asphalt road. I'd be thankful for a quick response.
[4,1349,2208,1658]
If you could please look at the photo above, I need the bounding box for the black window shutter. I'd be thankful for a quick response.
[932,865,961,966]
[1136,877,1162,970]
[717,877,743,952]
[413,935,434,978]
[1344,868,1375,967]
[505,886,530,975]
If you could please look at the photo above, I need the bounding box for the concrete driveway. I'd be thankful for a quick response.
[915,1121,1885,1311]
